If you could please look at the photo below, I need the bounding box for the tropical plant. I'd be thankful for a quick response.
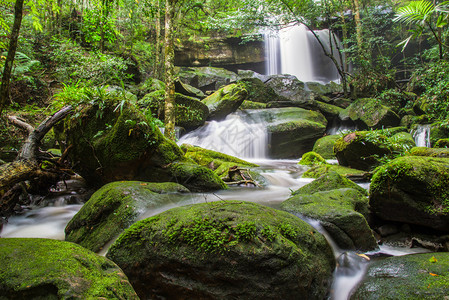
[394,0,449,59]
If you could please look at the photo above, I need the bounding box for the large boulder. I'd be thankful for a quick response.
[201,83,248,120]
[62,100,226,192]
[340,98,400,129]
[238,77,286,103]
[138,91,209,129]
[281,188,377,251]
[370,156,449,231]
[312,134,340,159]
[302,164,367,179]
[264,74,311,103]
[177,66,239,92]
[244,107,327,158]
[334,131,393,171]
[0,238,138,299]
[410,146,449,157]
[293,171,367,196]
[107,201,335,299]
[65,181,189,252]
[351,253,449,299]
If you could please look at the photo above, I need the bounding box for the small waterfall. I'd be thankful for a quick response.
[264,32,281,75]
[265,24,344,83]
[178,112,268,159]
[413,125,431,147]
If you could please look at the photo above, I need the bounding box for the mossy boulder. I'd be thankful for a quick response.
[264,74,310,103]
[370,156,449,231]
[240,100,268,109]
[302,164,367,179]
[180,144,263,185]
[177,66,238,92]
[65,181,189,252]
[139,91,209,129]
[293,171,367,196]
[351,253,449,299]
[0,238,138,299]
[106,201,335,299]
[281,188,377,251]
[175,78,206,99]
[390,131,416,151]
[201,83,248,120]
[301,100,345,123]
[136,77,166,98]
[312,135,340,159]
[334,131,393,171]
[410,147,449,158]
[298,151,326,166]
[238,77,285,103]
[243,107,326,158]
[62,100,226,191]
[430,123,449,146]
[340,98,400,129]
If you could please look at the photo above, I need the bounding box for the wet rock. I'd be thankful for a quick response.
[202,83,248,120]
[294,171,367,196]
[65,181,190,252]
[238,77,285,103]
[62,99,226,192]
[312,134,340,159]
[339,98,400,129]
[0,238,138,299]
[177,66,239,92]
[282,188,377,251]
[298,151,326,166]
[265,74,311,103]
[139,91,209,129]
[107,201,335,300]
[370,156,449,232]
[351,253,449,299]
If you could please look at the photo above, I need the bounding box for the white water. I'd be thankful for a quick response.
[413,124,431,147]
[265,24,343,84]
[178,111,268,159]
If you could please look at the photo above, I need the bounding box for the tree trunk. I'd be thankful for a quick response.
[155,0,162,78]
[164,0,176,140]
[0,0,25,117]
[353,0,363,52]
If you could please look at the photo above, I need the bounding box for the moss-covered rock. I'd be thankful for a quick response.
[301,100,345,123]
[238,77,285,103]
[201,83,248,120]
[177,66,239,92]
[0,238,138,299]
[293,171,367,196]
[410,147,449,157]
[312,135,340,159]
[264,74,310,103]
[175,78,206,99]
[136,77,166,98]
[239,100,268,109]
[351,253,449,299]
[334,131,393,171]
[106,201,335,299]
[430,123,449,146]
[340,98,400,129]
[65,181,189,252]
[370,156,449,231]
[302,164,367,179]
[139,91,209,129]
[62,100,226,192]
[298,151,326,166]
[390,131,416,151]
[281,188,377,251]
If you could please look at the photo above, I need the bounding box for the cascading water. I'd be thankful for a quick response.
[265,24,344,84]
[178,111,269,159]
[413,124,431,147]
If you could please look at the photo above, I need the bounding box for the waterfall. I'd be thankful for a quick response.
[178,111,268,159]
[265,24,343,84]
[413,125,431,147]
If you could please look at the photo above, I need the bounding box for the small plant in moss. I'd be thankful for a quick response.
[260,226,276,242]
[278,222,298,240]
[235,221,257,241]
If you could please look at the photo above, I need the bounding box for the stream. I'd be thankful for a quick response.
[0,113,431,299]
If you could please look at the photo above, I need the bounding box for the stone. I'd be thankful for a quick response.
[298,151,327,166]
[202,83,248,120]
[312,134,340,159]
[0,238,138,299]
[293,171,367,196]
[65,181,190,252]
[339,98,400,129]
[410,147,449,158]
[351,253,449,299]
[177,66,239,92]
[281,188,377,251]
[370,156,449,231]
[107,201,335,300]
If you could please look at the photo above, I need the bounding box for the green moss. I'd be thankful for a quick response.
[435,138,449,148]
[294,171,367,196]
[352,253,449,299]
[65,181,190,252]
[0,238,138,299]
[410,147,449,157]
[240,100,268,109]
[312,135,340,159]
[298,151,326,166]
[302,164,366,178]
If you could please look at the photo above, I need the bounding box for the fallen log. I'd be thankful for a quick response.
[1,106,73,225]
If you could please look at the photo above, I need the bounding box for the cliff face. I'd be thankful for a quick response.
[175,36,265,73]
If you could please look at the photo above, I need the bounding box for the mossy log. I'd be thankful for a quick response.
[1,106,73,225]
